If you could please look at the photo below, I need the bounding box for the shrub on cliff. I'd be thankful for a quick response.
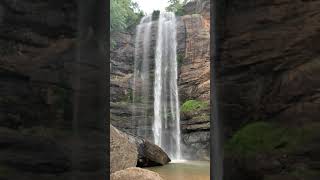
[181,100,208,113]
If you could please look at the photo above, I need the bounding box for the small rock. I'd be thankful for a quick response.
[111,167,163,180]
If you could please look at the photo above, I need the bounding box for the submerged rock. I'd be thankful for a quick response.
[110,125,138,173]
[111,167,163,180]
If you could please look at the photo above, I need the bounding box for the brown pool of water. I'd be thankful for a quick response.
[146,160,210,180]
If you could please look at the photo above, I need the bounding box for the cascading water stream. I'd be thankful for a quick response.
[153,12,181,160]
[132,15,153,137]
[132,12,182,160]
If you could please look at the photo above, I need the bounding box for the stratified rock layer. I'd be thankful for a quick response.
[217,0,320,132]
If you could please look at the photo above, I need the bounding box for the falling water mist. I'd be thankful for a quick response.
[132,15,153,138]
[132,12,182,160]
[153,12,181,160]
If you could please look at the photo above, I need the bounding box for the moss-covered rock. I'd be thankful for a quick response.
[181,100,208,113]
[225,121,320,179]
[225,122,320,157]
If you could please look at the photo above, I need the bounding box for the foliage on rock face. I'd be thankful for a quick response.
[177,53,184,65]
[181,100,208,112]
[225,121,320,157]
[110,0,144,32]
[165,0,188,16]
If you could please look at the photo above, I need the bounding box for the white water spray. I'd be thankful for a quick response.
[132,15,153,137]
[153,12,182,160]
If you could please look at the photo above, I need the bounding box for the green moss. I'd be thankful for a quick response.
[225,121,320,157]
[225,122,283,156]
[181,100,208,113]
[177,53,184,66]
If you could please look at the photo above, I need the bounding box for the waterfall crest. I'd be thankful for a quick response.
[132,12,182,160]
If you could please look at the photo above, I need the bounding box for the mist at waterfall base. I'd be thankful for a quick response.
[132,11,182,160]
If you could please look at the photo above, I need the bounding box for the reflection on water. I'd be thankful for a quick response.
[146,161,210,180]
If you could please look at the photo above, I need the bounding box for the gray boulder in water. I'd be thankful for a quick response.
[134,137,171,167]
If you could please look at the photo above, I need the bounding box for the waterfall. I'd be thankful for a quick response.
[132,12,182,160]
[132,15,153,137]
[153,12,181,160]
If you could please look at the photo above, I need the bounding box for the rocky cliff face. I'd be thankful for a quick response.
[216,0,320,179]
[0,0,107,179]
[110,0,211,160]
[217,0,320,132]
[0,1,76,178]
[178,0,211,160]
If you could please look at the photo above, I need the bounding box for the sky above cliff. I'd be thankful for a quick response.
[133,0,170,14]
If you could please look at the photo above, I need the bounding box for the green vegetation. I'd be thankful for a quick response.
[110,0,144,32]
[225,121,320,157]
[177,53,184,66]
[181,100,208,112]
[225,122,283,156]
[166,0,188,16]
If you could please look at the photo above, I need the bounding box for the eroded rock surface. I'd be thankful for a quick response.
[110,125,138,173]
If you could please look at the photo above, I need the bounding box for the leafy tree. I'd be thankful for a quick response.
[165,0,189,16]
[110,0,144,32]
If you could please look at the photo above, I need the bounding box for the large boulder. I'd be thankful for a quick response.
[110,125,171,170]
[135,138,171,167]
[110,125,138,173]
[110,167,163,180]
